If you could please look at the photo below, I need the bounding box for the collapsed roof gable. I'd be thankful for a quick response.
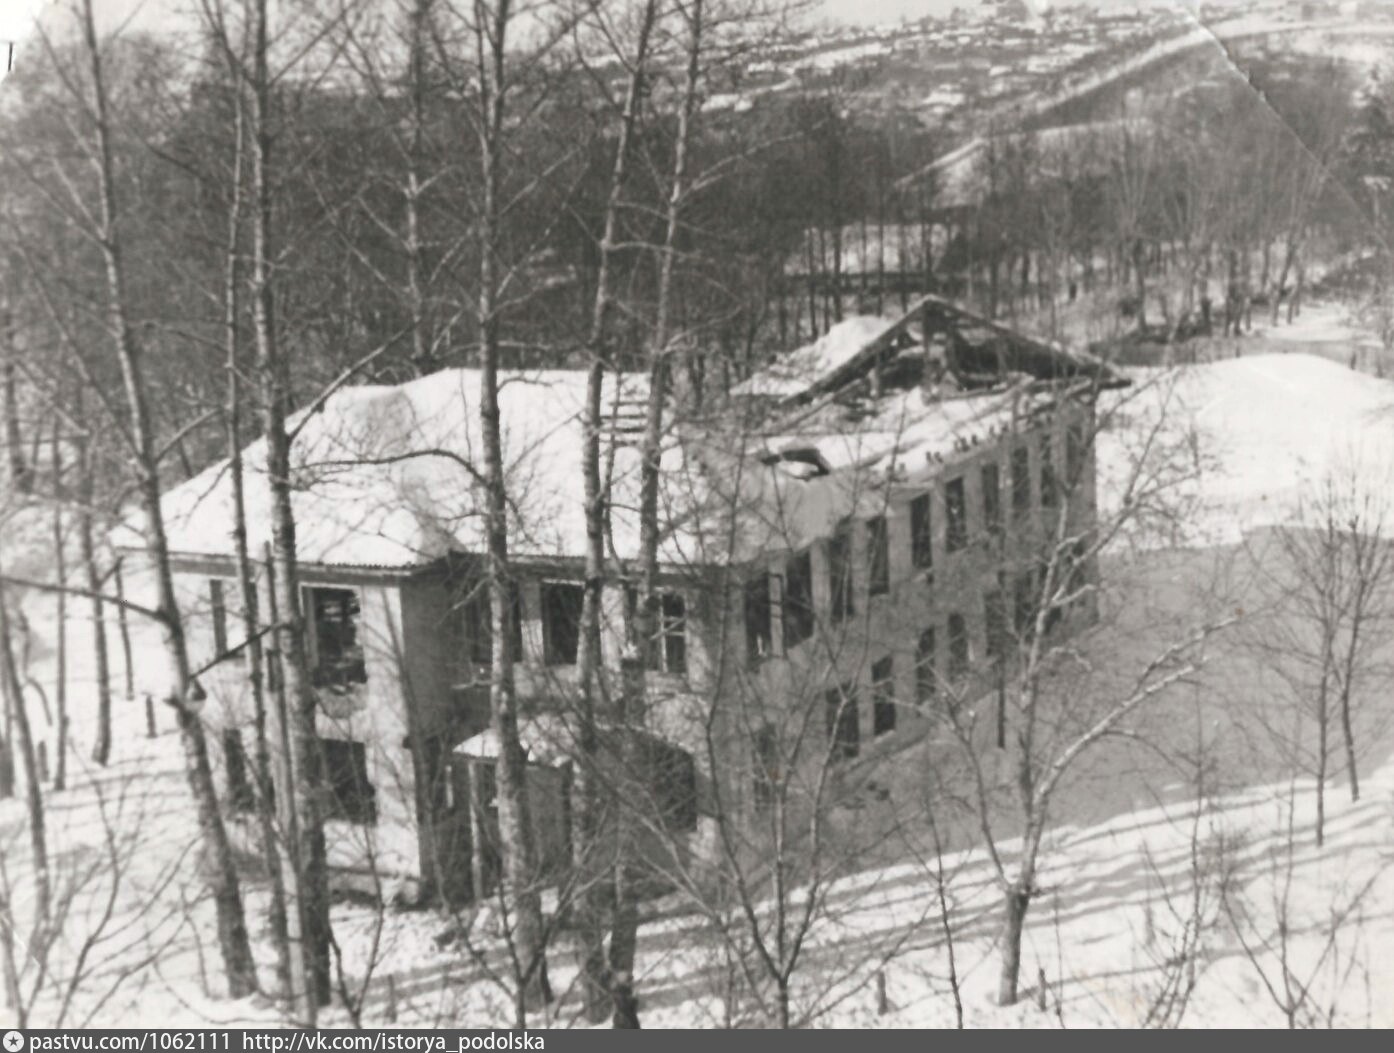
[735,294,1122,414]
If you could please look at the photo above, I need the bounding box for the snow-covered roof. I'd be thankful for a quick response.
[452,711,696,767]
[731,316,900,398]
[138,369,704,571]
[733,297,1117,410]
[453,714,573,767]
[131,297,1115,575]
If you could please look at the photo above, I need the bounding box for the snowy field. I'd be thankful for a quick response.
[4,349,1394,1028]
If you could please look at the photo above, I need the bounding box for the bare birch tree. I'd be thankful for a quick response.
[38,0,259,996]
[573,0,659,1023]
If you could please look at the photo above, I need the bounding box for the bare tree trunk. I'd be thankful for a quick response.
[775,973,791,1028]
[247,0,330,1009]
[76,0,256,997]
[0,886,21,1023]
[220,73,293,997]
[0,696,12,798]
[0,572,50,926]
[112,556,134,714]
[997,881,1032,1006]
[1260,238,1271,309]
[1241,244,1254,333]
[608,653,643,1027]
[1315,673,1329,848]
[1132,238,1148,332]
[1339,679,1359,803]
[262,545,313,1019]
[926,804,964,1028]
[1337,577,1371,805]
[404,0,435,373]
[81,434,113,769]
[610,1,706,1025]
[1270,237,1294,327]
[575,0,658,1022]
[50,422,67,790]
[475,1,549,1019]
[1,322,32,495]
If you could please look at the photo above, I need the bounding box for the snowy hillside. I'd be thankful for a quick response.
[1098,353,1394,548]
[7,706,1391,1029]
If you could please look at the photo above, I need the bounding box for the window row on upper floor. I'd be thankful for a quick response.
[743,419,1093,663]
[446,579,689,676]
[202,574,693,694]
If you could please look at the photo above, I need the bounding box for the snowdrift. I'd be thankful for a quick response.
[1097,352,1394,549]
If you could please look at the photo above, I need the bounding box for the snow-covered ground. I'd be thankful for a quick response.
[5,349,1394,1028]
[8,706,1390,1028]
[1098,351,1394,548]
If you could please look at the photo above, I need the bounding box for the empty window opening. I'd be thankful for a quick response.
[945,477,968,552]
[542,581,585,666]
[784,550,815,649]
[307,587,367,689]
[948,612,970,682]
[625,588,689,675]
[1041,436,1059,509]
[642,737,697,832]
[982,462,1002,533]
[745,573,774,664]
[867,516,890,596]
[1014,572,1036,638]
[829,524,855,623]
[872,655,896,736]
[910,493,933,571]
[1067,421,1089,490]
[210,579,228,657]
[321,738,376,824]
[985,588,1008,661]
[653,593,689,675]
[222,729,256,814]
[208,579,245,663]
[456,577,524,668]
[916,628,938,704]
[1011,446,1031,521]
